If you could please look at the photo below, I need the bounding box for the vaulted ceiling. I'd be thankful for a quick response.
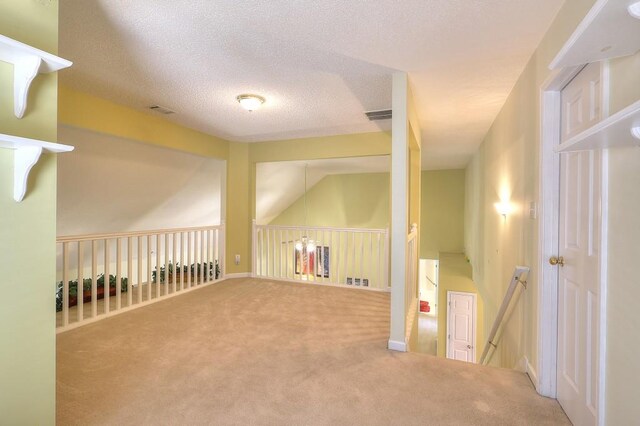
[59,0,563,169]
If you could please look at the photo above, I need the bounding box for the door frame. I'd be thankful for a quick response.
[446,291,477,363]
[538,62,609,425]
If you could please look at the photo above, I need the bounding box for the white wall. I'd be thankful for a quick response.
[57,125,224,236]
[56,126,225,281]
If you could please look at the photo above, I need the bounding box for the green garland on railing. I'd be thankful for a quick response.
[152,260,221,283]
[55,274,128,312]
[55,260,222,312]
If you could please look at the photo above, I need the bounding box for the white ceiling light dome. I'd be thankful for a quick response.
[237,94,265,111]
[629,2,640,19]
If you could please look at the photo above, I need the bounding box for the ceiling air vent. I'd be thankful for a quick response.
[148,105,175,115]
[365,109,392,121]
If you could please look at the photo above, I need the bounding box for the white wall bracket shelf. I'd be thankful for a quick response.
[0,34,72,118]
[0,133,74,202]
[549,0,640,70]
[556,99,640,152]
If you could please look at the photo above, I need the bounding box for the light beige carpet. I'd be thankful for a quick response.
[57,278,569,425]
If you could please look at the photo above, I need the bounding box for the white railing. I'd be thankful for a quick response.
[56,224,225,331]
[252,221,389,291]
[405,223,419,325]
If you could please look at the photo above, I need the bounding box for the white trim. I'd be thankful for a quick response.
[224,272,251,279]
[0,132,74,202]
[538,62,609,425]
[598,148,609,426]
[556,99,640,152]
[549,0,640,70]
[537,65,583,398]
[524,356,540,390]
[387,339,407,352]
[0,34,73,118]
[404,297,418,348]
[250,276,390,293]
[446,291,477,363]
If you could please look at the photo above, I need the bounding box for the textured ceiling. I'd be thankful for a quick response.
[256,156,390,224]
[59,0,563,169]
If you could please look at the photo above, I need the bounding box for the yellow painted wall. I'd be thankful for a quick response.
[59,86,229,159]
[602,52,640,424]
[464,0,595,370]
[269,173,390,229]
[464,0,640,421]
[248,131,392,275]
[0,1,59,423]
[436,253,484,361]
[226,142,251,274]
[249,132,390,164]
[420,170,465,259]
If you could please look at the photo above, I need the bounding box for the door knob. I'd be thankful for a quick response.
[467,345,472,349]
[549,256,565,267]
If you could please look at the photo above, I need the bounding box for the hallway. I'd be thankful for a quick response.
[57,278,568,425]
[415,312,438,355]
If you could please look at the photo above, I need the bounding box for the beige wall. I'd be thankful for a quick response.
[436,253,484,361]
[269,173,389,229]
[464,0,640,421]
[0,1,59,423]
[421,170,465,259]
[57,126,224,236]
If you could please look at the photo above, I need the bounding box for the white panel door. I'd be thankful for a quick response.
[557,62,602,426]
[447,291,476,363]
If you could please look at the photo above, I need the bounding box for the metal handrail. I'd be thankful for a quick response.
[479,266,530,365]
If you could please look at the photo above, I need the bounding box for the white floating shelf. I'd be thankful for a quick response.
[549,0,640,70]
[0,34,72,118]
[0,133,74,202]
[556,99,640,152]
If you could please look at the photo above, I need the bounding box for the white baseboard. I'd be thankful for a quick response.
[524,356,539,391]
[224,273,251,279]
[388,339,407,352]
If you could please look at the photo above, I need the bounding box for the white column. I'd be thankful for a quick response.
[389,72,410,351]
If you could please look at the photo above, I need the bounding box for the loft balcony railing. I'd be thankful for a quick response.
[56,224,225,331]
[252,221,390,292]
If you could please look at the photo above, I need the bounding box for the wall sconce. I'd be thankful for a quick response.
[494,201,513,220]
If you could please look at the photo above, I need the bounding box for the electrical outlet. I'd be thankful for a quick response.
[234,254,240,265]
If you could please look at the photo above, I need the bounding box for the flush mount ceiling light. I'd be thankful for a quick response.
[236,94,265,111]
[629,2,640,19]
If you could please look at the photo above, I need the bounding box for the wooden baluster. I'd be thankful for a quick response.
[116,237,122,311]
[127,237,133,307]
[62,242,69,326]
[187,231,192,289]
[377,233,382,289]
[77,241,84,322]
[165,232,170,295]
[104,239,110,314]
[137,236,143,304]
[336,231,341,284]
[213,229,218,281]
[266,229,270,277]
[156,233,162,298]
[180,232,184,290]
[200,230,205,285]
[173,232,177,292]
[92,240,98,317]
[146,235,152,301]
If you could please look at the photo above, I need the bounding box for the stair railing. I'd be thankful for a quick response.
[479,266,530,365]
